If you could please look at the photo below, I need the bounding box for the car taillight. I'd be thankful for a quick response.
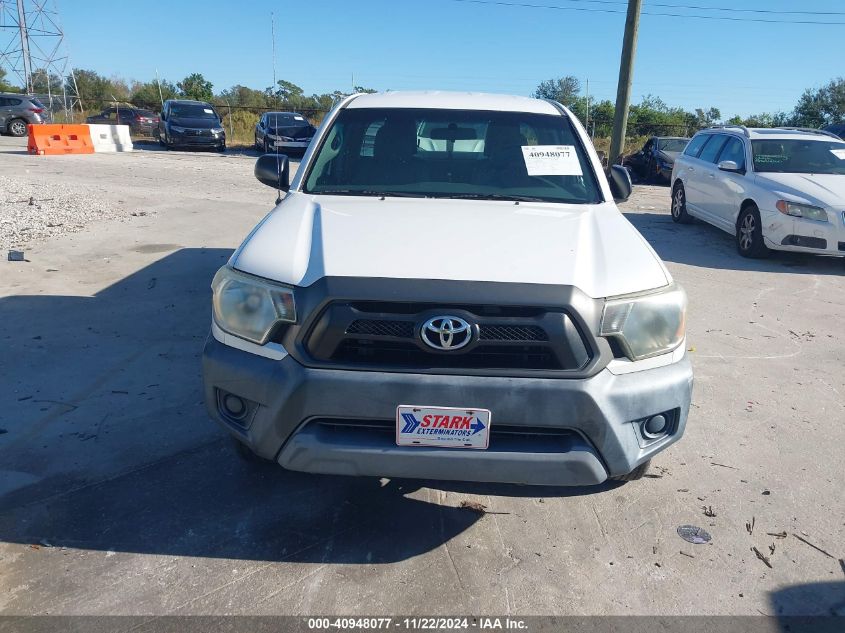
[29,107,44,113]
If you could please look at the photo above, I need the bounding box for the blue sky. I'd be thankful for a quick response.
[58,0,843,117]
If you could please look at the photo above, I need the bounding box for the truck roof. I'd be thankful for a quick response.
[346,90,561,115]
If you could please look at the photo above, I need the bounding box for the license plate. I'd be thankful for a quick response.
[396,405,491,449]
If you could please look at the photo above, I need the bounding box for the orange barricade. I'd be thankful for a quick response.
[28,124,95,155]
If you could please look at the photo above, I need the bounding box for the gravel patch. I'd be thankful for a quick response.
[1,175,143,250]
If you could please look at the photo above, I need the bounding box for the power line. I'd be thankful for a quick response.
[502,0,845,16]
[448,0,845,25]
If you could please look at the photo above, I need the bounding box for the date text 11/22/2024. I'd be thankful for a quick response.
[307,617,529,630]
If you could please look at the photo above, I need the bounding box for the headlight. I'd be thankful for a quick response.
[211,267,296,344]
[170,125,185,133]
[776,200,828,222]
[211,127,224,135]
[601,284,687,361]
[280,136,295,142]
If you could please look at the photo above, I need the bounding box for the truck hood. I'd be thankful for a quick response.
[233,193,670,299]
[755,173,845,209]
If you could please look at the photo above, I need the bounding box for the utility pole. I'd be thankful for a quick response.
[271,12,277,88]
[609,0,642,166]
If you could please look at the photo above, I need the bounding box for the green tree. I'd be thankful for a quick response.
[177,73,214,102]
[130,79,178,107]
[790,77,845,127]
[532,76,580,107]
[66,69,112,107]
[30,68,63,94]
[0,65,19,92]
[353,86,377,94]
[217,84,270,108]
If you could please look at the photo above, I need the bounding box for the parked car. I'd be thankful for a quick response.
[157,99,226,152]
[254,111,316,154]
[0,93,50,137]
[671,126,845,257]
[624,136,689,182]
[202,91,692,486]
[86,106,160,135]
[823,123,845,140]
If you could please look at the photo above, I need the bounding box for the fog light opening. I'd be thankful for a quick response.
[222,393,248,420]
[642,414,668,439]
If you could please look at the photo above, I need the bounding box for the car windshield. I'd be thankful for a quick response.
[267,113,310,128]
[303,107,601,204]
[170,104,217,119]
[752,139,845,174]
[658,138,688,152]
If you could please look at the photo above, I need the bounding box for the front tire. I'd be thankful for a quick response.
[736,204,770,258]
[671,183,693,224]
[8,118,28,137]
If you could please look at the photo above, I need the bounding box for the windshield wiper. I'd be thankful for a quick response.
[316,189,428,198]
[432,193,554,203]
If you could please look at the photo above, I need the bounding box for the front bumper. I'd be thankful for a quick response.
[270,139,311,151]
[761,209,845,256]
[169,132,224,147]
[202,336,693,486]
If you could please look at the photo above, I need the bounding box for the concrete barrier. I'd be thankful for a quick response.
[28,124,94,155]
[88,124,133,153]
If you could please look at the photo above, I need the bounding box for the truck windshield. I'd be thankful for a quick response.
[752,139,845,174]
[303,108,601,204]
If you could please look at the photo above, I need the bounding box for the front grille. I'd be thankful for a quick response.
[302,301,591,374]
[333,339,560,370]
[479,324,547,341]
[347,319,415,338]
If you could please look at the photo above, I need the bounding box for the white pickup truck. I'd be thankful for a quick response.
[202,91,692,486]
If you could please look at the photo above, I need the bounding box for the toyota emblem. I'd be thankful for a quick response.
[421,316,473,351]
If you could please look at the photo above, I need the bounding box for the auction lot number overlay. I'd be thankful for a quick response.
[308,617,528,631]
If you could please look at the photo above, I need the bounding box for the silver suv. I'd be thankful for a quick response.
[0,93,49,137]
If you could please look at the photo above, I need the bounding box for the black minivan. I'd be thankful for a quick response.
[158,99,226,152]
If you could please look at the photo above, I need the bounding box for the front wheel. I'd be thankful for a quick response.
[8,118,28,137]
[736,205,770,258]
[671,183,693,224]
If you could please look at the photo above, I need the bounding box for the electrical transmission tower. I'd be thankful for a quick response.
[0,0,77,112]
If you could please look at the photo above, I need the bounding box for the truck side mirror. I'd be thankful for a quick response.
[607,164,632,203]
[255,153,290,195]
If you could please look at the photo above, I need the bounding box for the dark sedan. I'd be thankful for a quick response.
[86,106,160,135]
[625,136,689,183]
[254,111,316,154]
[157,100,226,152]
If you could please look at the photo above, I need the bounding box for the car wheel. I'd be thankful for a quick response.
[736,204,770,258]
[263,138,271,154]
[611,460,651,482]
[8,118,28,137]
[218,143,226,153]
[255,135,261,151]
[671,183,693,224]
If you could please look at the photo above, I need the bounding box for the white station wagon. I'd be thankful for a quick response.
[670,126,845,257]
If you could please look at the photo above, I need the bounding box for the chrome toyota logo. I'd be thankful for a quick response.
[421,316,472,351]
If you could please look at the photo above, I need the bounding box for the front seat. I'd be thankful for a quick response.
[476,122,530,188]
[368,118,421,186]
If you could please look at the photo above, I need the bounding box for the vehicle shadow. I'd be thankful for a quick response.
[0,248,613,565]
[769,579,845,624]
[626,211,845,276]
[131,140,262,158]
